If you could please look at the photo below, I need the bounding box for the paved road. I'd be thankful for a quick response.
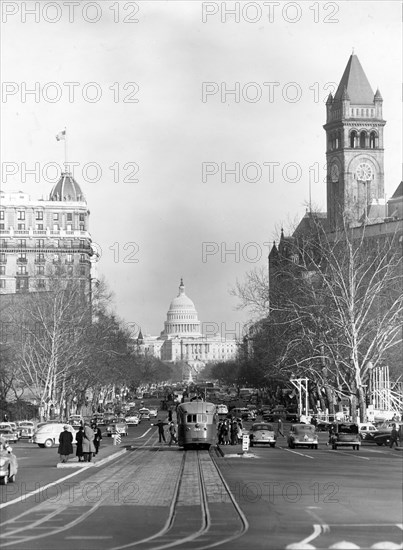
[0,422,401,549]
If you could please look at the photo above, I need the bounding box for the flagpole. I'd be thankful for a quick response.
[64,127,68,172]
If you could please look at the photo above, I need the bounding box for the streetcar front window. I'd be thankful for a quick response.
[186,414,207,423]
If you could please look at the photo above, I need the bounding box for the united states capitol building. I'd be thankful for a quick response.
[136,279,237,369]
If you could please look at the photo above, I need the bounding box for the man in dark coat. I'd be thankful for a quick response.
[154,419,167,443]
[75,426,84,462]
[92,423,102,455]
[58,425,74,463]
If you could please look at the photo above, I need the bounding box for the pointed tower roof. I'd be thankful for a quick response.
[374,88,383,101]
[334,54,374,104]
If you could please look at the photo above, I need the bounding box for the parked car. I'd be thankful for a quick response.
[329,423,361,450]
[359,422,378,441]
[0,439,18,485]
[138,408,151,420]
[106,420,128,437]
[32,423,75,448]
[288,424,319,449]
[16,421,35,439]
[216,404,229,415]
[125,413,141,426]
[0,428,19,444]
[372,421,403,446]
[249,422,277,447]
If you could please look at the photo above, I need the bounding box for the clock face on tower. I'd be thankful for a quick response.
[355,162,373,181]
[331,163,339,183]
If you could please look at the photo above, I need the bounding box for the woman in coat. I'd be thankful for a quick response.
[82,424,96,462]
[58,425,74,463]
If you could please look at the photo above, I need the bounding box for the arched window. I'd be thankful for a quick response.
[350,130,357,148]
[360,131,366,148]
[369,131,377,149]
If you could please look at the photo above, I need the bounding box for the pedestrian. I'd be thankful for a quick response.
[168,421,178,446]
[82,423,95,462]
[277,418,284,437]
[223,420,230,445]
[92,423,103,455]
[168,409,173,422]
[154,419,167,443]
[231,419,238,445]
[3,413,8,423]
[389,424,399,448]
[75,426,84,462]
[58,425,74,463]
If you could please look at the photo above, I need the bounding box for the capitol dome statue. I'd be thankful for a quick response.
[160,279,203,339]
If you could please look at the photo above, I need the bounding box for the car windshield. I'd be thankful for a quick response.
[337,424,359,433]
[294,425,315,432]
[253,424,273,431]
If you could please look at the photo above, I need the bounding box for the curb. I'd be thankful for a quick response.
[56,448,127,468]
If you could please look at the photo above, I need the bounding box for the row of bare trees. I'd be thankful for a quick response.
[232,217,403,421]
[0,275,171,421]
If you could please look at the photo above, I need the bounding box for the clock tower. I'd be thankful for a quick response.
[324,54,386,230]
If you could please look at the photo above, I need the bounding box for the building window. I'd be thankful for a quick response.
[17,253,27,262]
[350,130,358,148]
[36,253,45,262]
[17,265,27,275]
[66,254,73,264]
[369,131,378,149]
[80,266,86,276]
[0,224,4,231]
[67,265,74,275]
[37,279,46,289]
[17,211,25,220]
[67,213,73,221]
[0,279,6,289]
[16,278,28,290]
[360,131,367,148]
[66,224,73,232]
[53,224,59,231]
[36,211,43,220]
[53,213,59,221]
[37,265,45,275]
[0,253,6,263]
[18,239,26,247]
[0,211,4,220]
[36,224,44,230]
[37,239,45,248]
[79,224,85,231]
[80,253,86,263]
[0,266,5,275]
[79,214,85,222]
[79,239,85,248]
[17,224,26,230]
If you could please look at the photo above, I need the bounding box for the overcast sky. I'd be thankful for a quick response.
[2,1,402,338]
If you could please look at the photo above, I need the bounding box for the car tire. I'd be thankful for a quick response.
[0,471,9,485]
[376,441,383,446]
[332,444,337,450]
[270,443,275,448]
[44,439,53,448]
[314,445,318,450]
[250,441,253,447]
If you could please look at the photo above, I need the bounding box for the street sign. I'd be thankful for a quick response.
[242,433,250,452]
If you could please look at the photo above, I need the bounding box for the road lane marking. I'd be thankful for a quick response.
[0,468,86,510]
[328,450,369,460]
[282,447,315,459]
[286,524,322,549]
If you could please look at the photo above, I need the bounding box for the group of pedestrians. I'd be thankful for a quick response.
[58,422,102,463]
[217,418,243,445]
[154,418,178,446]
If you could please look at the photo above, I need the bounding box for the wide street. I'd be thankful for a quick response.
[0,418,402,550]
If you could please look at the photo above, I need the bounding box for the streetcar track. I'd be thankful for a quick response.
[0,442,248,550]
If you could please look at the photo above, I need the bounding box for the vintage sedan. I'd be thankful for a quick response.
[138,408,151,420]
[288,424,319,449]
[0,428,19,444]
[330,423,361,450]
[106,420,128,437]
[125,413,141,426]
[148,407,158,418]
[359,422,378,441]
[372,421,403,446]
[0,440,18,485]
[249,423,277,447]
[33,423,75,448]
[17,421,35,439]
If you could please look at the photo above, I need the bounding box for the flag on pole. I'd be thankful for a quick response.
[56,130,66,141]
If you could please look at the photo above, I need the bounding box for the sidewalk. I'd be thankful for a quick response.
[56,441,127,468]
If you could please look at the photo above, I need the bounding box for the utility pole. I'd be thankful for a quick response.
[290,377,309,419]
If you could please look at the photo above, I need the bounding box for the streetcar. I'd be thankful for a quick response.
[177,400,217,450]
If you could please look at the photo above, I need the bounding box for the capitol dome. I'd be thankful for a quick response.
[160,279,202,339]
